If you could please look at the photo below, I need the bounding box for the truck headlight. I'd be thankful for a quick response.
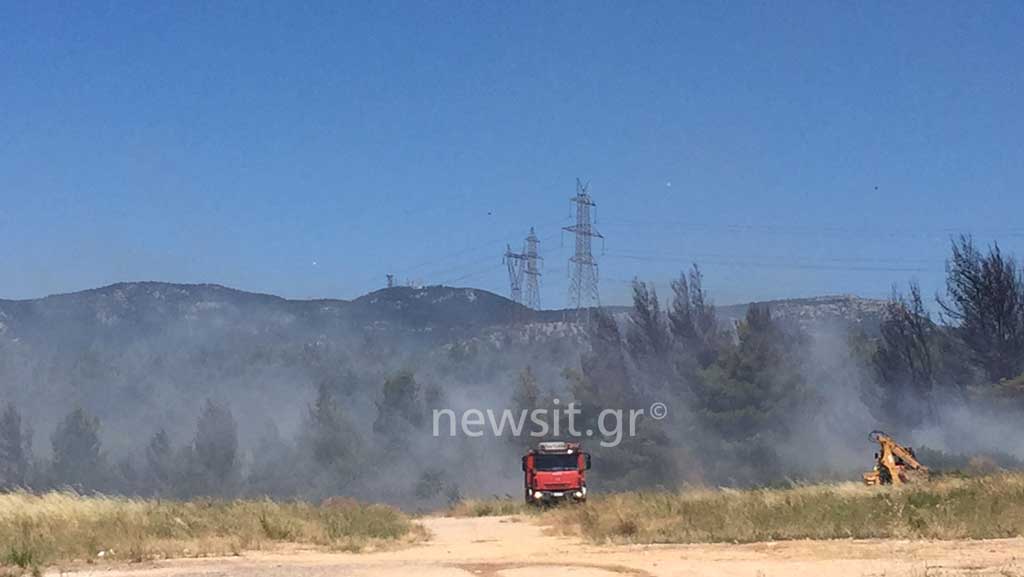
[574,491,583,498]
[533,492,543,500]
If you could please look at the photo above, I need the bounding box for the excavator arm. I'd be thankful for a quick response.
[888,440,925,471]
[863,430,929,486]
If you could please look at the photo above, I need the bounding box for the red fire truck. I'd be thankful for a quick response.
[521,440,591,504]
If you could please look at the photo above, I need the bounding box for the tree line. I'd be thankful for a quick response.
[874,236,1024,425]
[510,235,1024,487]
[3,235,1022,496]
[0,372,444,499]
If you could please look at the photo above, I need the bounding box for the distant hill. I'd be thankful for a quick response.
[0,282,569,455]
[0,282,533,340]
[0,282,886,457]
[716,295,887,336]
[0,283,886,342]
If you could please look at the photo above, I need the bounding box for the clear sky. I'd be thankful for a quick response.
[2,2,1022,307]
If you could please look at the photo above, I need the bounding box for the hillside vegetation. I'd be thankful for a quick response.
[544,473,1024,543]
[1,236,1023,506]
[0,492,421,574]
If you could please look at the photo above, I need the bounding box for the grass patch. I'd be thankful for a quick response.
[0,491,422,570]
[543,473,1024,544]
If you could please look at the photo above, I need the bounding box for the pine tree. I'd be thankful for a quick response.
[575,309,634,412]
[939,235,1024,382]
[373,371,424,437]
[873,283,939,425]
[694,305,811,441]
[145,428,175,495]
[511,366,542,415]
[687,265,717,345]
[51,407,104,490]
[689,305,813,484]
[306,380,359,469]
[193,400,238,488]
[668,271,697,344]
[0,403,29,489]
[626,279,669,360]
[668,265,720,369]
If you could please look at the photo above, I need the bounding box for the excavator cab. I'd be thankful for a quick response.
[863,430,929,486]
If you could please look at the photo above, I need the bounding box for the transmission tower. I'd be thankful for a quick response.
[523,227,542,309]
[563,179,603,312]
[504,244,525,305]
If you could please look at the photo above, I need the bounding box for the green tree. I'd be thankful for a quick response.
[51,407,104,490]
[939,236,1024,382]
[626,279,669,360]
[695,305,811,442]
[568,310,682,490]
[247,422,305,499]
[690,305,813,484]
[145,428,175,495]
[511,366,543,415]
[192,400,238,489]
[306,380,360,469]
[872,283,942,425]
[0,403,30,489]
[373,371,424,434]
[668,264,720,369]
[574,310,635,413]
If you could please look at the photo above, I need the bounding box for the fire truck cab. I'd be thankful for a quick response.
[521,440,591,504]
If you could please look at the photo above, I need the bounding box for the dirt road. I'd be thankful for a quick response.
[56,515,1024,577]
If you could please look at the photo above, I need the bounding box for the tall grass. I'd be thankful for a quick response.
[544,473,1024,544]
[0,492,421,572]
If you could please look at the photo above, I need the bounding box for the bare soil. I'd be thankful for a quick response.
[49,515,1024,577]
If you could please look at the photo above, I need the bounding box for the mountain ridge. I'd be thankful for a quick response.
[0,281,889,337]
[0,280,889,465]
[1,281,881,308]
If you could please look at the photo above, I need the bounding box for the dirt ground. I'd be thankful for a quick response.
[52,515,1024,577]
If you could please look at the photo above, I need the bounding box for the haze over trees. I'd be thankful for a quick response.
[0,237,1022,501]
[51,407,105,491]
[940,236,1024,383]
[0,403,30,489]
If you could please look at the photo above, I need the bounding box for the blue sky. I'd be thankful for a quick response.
[2,1,1022,306]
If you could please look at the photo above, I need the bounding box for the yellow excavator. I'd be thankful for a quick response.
[863,430,929,486]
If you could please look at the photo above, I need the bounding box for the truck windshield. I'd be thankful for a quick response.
[534,454,578,471]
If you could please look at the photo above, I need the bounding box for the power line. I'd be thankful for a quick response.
[603,252,938,273]
[605,247,940,265]
[442,262,505,285]
[437,230,561,287]
[372,227,561,290]
[601,219,1024,239]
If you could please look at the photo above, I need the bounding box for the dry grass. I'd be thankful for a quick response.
[0,491,423,573]
[543,473,1024,544]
